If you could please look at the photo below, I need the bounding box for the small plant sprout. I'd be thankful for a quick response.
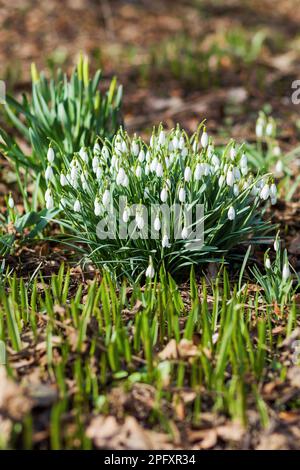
[46,124,275,278]
[8,194,14,209]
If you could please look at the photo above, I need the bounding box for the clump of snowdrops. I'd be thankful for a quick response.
[45,123,276,279]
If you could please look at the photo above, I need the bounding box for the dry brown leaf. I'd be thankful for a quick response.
[0,367,32,420]
[158,339,178,360]
[177,339,198,358]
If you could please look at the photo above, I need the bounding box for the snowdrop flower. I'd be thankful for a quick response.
[194,163,203,181]
[46,194,54,210]
[168,141,174,152]
[146,260,155,279]
[79,147,89,163]
[181,226,188,239]
[265,257,271,270]
[211,154,220,167]
[274,238,280,252]
[181,147,188,158]
[260,184,270,201]
[172,136,179,150]
[234,167,241,181]
[218,175,225,187]
[8,195,14,209]
[227,206,236,221]
[136,212,145,230]
[122,174,129,188]
[273,146,281,157]
[226,168,234,187]
[251,185,259,197]
[270,184,277,199]
[45,165,54,182]
[201,130,208,148]
[45,188,52,202]
[282,263,291,282]
[156,162,163,177]
[145,164,150,176]
[146,150,151,163]
[158,130,166,146]
[96,166,102,180]
[138,149,145,163]
[74,199,81,212]
[178,187,186,203]
[121,140,127,153]
[116,168,126,185]
[47,147,55,164]
[207,144,214,158]
[256,119,264,138]
[59,173,67,187]
[165,156,170,168]
[102,146,109,161]
[92,156,99,171]
[233,184,239,197]
[102,189,110,207]
[93,142,101,154]
[266,121,274,136]
[160,187,168,203]
[122,208,130,223]
[230,147,236,161]
[179,135,185,150]
[192,140,199,152]
[241,165,248,176]
[150,157,158,173]
[184,166,192,182]
[131,140,139,156]
[154,217,161,232]
[240,153,247,168]
[94,198,102,216]
[71,165,78,181]
[162,234,170,248]
[275,160,283,175]
[135,165,142,178]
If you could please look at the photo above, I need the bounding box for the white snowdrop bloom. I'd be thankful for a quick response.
[181,227,188,239]
[138,149,145,163]
[178,187,186,203]
[156,162,163,177]
[273,146,281,157]
[256,120,264,138]
[168,141,174,152]
[150,134,156,148]
[266,121,274,136]
[234,167,241,181]
[274,238,279,252]
[111,154,117,169]
[154,217,161,232]
[230,147,236,161]
[265,257,271,269]
[184,166,192,182]
[251,185,259,197]
[79,147,89,163]
[46,195,54,210]
[116,168,126,185]
[45,165,54,182]
[74,199,81,212]
[45,188,51,202]
[192,140,198,152]
[136,213,145,230]
[165,156,170,168]
[242,181,249,191]
[102,189,110,207]
[270,183,277,199]
[226,169,234,187]
[93,142,101,154]
[122,174,129,187]
[150,157,158,173]
[172,136,179,150]
[271,197,277,205]
[146,150,151,163]
[212,154,220,167]
[47,147,55,164]
[92,156,99,171]
[181,147,188,158]
[282,263,291,282]
[179,135,185,150]
[70,177,79,189]
[131,140,139,156]
[218,175,225,187]
[194,163,204,181]
[96,166,102,180]
[260,184,270,200]
[166,179,171,188]
[71,165,78,181]
[233,184,239,197]
[201,131,208,148]
[275,160,283,175]
[241,165,248,176]
[160,187,168,203]
[227,206,236,221]
[240,153,248,168]
[145,164,150,176]
[114,140,122,156]
[94,198,102,216]
[207,145,214,158]
[204,163,211,176]
[122,208,130,223]
[146,263,155,279]
[158,130,166,146]
[135,165,142,178]
[223,163,228,174]
[162,234,170,248]
[102,146,109,160]
[8,195,14,209]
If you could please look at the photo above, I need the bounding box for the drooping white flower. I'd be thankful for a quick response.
[74,199,81,212]
[116,167,126,185]
[79,147,89,163]
[71,165,78,181]
[136,212,145,230]
[156,162,163,177]
[178,187,186,203]
[92,156,99,172]
[122,208,130,223]
[60,173,68,186]
[240,153,247,168]
[96,166,102,180]
[122,174,129,187]
[94,198,102,216]
[265,257,271,270]
[274,238,279,252]
[260,184,270,200]
[45,165,54,182]
[233,184,239,197]
[138,149,145,163]
[46,195,54,210]
[160,187,168,203]
[45,188,52,202]
[270,183,277,199]
[201,130,208,148]
[131,140,139,157]
[184,166,192,182]
[273,146,281,157]
[266,121,274,136]
[47,147,55,164]
[275,160,283,175]
[150,157,158,173]
[227,206,236,221]
[226,169,234,187]
[234,167,241,181]
[162,234,170,248]
[102,189,110,207]
[93,142,101,154]
[218,175,225,187]
[172,136,179,150]
[146,262,155,279]
[211,154,220,167]
[135,165,142,178]
[158,130,166,146]
[146,150,151,163]
[282,263,291,282]
[256,120,264,138]
[194,163,204,181]
[154,217,161,232]
[181,226,188,239]
[145,164,150,176]
[102,146,109,160]
[8,195,14,209]
[230,147,236,161]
